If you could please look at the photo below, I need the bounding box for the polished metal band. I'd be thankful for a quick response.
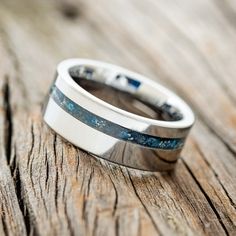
[43,59,194,171]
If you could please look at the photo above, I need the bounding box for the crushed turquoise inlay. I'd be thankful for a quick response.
[50,85,185,150]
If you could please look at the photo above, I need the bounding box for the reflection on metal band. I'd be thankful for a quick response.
[98,140,181,171]
[50,84,185,150]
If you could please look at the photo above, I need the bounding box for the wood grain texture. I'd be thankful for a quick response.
[0,0,235,235]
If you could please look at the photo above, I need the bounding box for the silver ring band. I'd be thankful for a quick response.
[43,59,195,171]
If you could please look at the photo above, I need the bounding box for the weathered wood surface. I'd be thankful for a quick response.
[0,0,235,235]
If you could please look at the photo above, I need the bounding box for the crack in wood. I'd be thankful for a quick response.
[0,27,28,104]
[14,165,36,236]
[115,215,120,236]
[27,122,35,169]
[81,166,94,230]
[182,160,230,236]
[1,215,8,236]
[58,2,81,20]
[64,200,75,236]
[126,170,162,235]
[3,76,12,165]
[2,76,36,236]
[193,139,236,210]
[53,135,60,215]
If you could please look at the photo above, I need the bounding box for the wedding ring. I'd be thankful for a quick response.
[43,59,194,171]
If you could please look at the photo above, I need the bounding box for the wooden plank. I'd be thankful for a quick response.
[0,46,26,235]
[0,0,235,235]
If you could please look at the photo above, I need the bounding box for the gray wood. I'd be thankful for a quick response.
[0,0,235,235]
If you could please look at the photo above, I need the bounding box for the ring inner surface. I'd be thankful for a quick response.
[69,65,183,121]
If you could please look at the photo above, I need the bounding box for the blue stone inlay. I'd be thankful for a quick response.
[127,77,141,89]
[67,103,75,111]
[50,85,185,150]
